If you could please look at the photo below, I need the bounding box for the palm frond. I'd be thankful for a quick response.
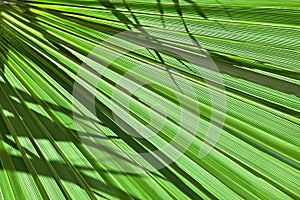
[0,0,299,199]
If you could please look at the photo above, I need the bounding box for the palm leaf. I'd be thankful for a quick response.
[0,0,299,199]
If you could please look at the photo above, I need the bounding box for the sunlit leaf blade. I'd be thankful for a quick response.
[0,0,299,199]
